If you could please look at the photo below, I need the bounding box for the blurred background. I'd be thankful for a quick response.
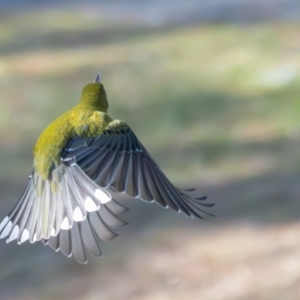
[0,0,300,299]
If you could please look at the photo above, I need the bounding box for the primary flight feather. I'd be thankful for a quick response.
[0,75,214,263]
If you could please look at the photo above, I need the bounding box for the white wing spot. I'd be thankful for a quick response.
[6,225,19,243]
[61,217,70,229]
[84,197,98,212]
[19,229,29,244]
[0,221,12,239]
[51,228,56,236]
[73,207,85,222]
[0,216,9,232]
[95,189,111,204]
[32,233,37,243]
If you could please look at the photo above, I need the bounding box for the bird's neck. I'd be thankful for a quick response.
[78,102,108,113]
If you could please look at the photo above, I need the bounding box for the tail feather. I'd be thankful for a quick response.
[70,221,87,264]
[45,234,60,252]
[43,198,127,263]
[80,218,103,258]
[59,229,72,257]
[0,163,115,244]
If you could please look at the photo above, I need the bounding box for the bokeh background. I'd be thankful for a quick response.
[1,1,300,299]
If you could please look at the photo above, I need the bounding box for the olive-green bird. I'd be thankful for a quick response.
[0,75,214,263]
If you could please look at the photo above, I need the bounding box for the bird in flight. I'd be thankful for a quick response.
[0,75,214,263]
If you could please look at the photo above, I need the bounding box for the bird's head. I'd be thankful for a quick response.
[79,74,109,112]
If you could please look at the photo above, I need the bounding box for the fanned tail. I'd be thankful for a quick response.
[0,163,115,245]
[42,197,128,264]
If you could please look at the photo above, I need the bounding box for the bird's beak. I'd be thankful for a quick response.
[95,74,101,83]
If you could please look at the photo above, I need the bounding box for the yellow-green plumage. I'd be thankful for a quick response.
[33,83,112,181]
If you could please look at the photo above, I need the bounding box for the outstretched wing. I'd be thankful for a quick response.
[62,124,214,219]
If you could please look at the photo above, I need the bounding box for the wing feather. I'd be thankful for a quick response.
[142,160,168,208]
[62,124,213,219]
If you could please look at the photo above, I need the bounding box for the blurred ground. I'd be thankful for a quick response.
[0,6,300,300]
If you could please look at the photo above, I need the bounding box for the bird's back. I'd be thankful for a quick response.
[33,106,112,180]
